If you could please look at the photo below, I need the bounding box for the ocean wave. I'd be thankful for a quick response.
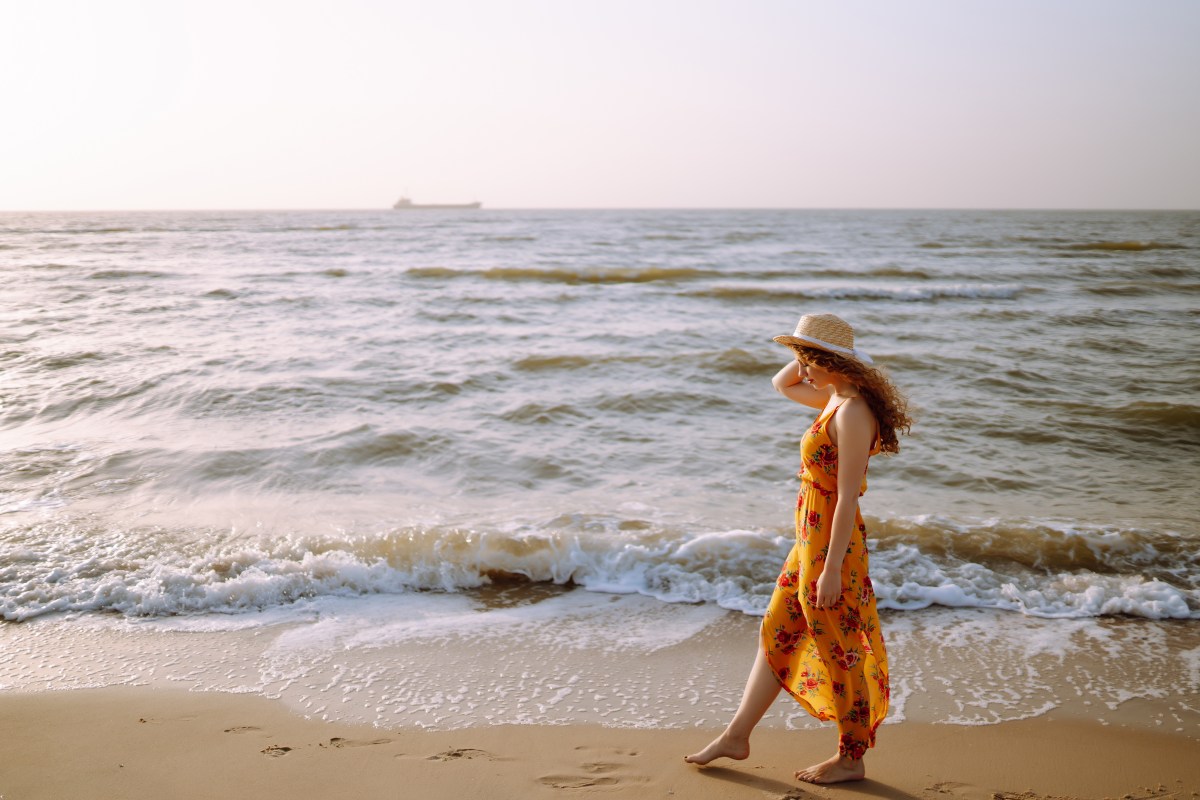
[499,402,589,425]
[1010,237,1189,252]
[403,264,1005,286]
[593,390,732,415]
[1084,281,1200,296]
[1111,401,1200,429]
[916,238,1007,250]
[967,308,1039,321]
[810,267,935,280]
[1,516,1194,622]
[1062,241,1187,252]
[685,284,1027,302]
[703,348,782,375]
[25,351,110,371]
[184,382,337,417]
[182,425,455,480]
[24,375,167,425]
[512,354,593,371]
[310,424,454,467]
[723,231,775,243]
[1144,265,1198,278]
[28,227,140,235]
[265,225,362,232]
[1038,400,1200,446]
[510,352,671,374]
[87,269,170,280]
[406,266,720,284]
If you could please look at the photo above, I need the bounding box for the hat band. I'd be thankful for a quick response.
[791,333,873,364]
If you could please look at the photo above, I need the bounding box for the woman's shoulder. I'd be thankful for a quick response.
[835,395,874,424]
[830,395,878,444]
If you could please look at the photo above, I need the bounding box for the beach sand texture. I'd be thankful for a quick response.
[2,598,1198,797]
[2,686,1198,800]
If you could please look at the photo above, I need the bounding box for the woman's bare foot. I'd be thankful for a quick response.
[795,752,865,784]
[683,731,750,765]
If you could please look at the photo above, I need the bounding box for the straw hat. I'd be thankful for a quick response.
[773,313,874,365]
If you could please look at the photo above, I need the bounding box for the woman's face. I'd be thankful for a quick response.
[797,356,837,389]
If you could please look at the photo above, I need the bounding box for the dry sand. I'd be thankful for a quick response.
[1,686,1197,800]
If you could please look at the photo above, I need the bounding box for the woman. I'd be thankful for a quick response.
[685,313,910,785]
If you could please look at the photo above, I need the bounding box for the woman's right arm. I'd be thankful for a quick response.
[771,360,831,409]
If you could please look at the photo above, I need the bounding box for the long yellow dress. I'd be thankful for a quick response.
[762,400,889,760]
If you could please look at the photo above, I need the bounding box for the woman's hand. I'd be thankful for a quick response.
[772,359,830,410]
[814,567,842,609]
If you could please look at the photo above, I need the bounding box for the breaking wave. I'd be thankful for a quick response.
[2,516,1195,622]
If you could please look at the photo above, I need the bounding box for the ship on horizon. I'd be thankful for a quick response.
[392,196,482,210]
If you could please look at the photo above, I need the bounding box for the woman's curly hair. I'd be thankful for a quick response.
[788,345,912,454]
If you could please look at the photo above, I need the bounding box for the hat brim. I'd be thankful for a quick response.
[773,334,873,365]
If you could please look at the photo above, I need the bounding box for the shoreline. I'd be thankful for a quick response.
[3,595,1197,734]
[2,686,1197,799]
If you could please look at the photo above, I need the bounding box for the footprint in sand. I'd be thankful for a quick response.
[540,746,648,791]
[581,761,623,774]
[322,737,392,749]
[427,748,497,761]
[539,774,620,789]
[223,726,262,734]
[574,745,639,757]
[925,781,1085,800]
[261,745,293,757]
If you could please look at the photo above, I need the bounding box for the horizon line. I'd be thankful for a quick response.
[2,205,1198,213]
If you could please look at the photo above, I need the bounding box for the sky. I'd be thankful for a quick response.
[1,0,1198,210]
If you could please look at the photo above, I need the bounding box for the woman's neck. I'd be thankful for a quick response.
[829,377,860,401]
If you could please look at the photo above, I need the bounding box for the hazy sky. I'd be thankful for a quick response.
[2,0,1198,210]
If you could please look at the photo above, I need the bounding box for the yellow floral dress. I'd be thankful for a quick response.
[762,400,889,760]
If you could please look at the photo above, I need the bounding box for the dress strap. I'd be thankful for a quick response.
[815,400,846,425]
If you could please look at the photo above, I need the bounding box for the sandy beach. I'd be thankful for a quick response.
[3,597,1199,798]
[2,686,1198,800]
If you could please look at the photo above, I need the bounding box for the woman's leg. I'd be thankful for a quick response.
[684,640,781,764]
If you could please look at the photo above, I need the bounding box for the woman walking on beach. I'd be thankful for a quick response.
[685,313,910,785]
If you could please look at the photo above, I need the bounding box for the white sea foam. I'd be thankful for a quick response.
[2,514,1196,623]
[268,590,726,658]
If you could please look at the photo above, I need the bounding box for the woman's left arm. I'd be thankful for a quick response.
[814,399,874,609]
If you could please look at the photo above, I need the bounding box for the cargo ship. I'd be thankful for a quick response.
[392,197,482,210]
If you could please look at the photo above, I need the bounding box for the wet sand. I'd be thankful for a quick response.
[2,686,1197,799]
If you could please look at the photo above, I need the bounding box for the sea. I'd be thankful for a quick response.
[2,208,1198,732]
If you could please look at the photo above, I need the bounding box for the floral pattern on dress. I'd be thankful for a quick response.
[761,401,888,760]
[809,443,838,475]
